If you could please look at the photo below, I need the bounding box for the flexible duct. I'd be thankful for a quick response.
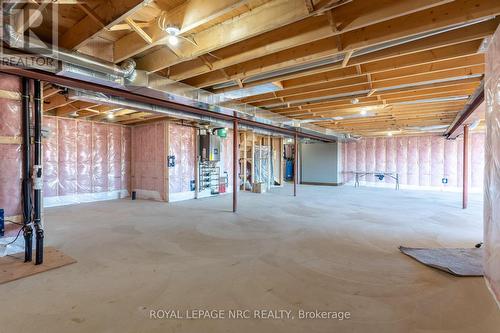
[2,24,136,78]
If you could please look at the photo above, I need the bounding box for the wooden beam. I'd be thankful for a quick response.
[143,0,455,77]
[125,18,153,44]
[184,11,497,88]
[59,0,148,50]
[119,0,299,63]
[240,57,484,105]
[342,50,353,67]
[77,3,106,29]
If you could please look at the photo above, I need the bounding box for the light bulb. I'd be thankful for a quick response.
[107,113,114,119]
[168,35,179,46]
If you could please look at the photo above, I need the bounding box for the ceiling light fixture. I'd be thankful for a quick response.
[387,132,393,137]
[351,98,359,104]
[107,112,115,120]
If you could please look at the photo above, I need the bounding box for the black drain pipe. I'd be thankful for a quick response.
[33,79,44,265]
[21,78,33,262]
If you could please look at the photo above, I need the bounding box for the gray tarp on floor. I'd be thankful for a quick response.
[399,246,483,277]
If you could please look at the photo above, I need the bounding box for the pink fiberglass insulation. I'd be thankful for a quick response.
[108,125,122,191]
[418,136,431,186]
[365,138,376,182]
[43,117,130,204]
[131,122,166,201]
[58,119,78,196]
[77,121,92,193]
[221,131,233,191]
[471,133,485,188]
[345,141,356,182]
[443,139,458,187]
[43,117,58,197]
[484,26,500,305]
[0,73,21,216]
[122,127,131,194]
[457,137,464,188]
[375,137,386,172]
[92,123,109,193]
[343,134,485,190]
[407,137,419,186]
[355,139,366,172]
[168,123,195,194]
[396,137,408,185]
[0,145,21,216]
[385,138,396,185]
[430,136,445,187]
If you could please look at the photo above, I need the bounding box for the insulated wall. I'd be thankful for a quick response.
[484,25,500,305]
[43,117,131,207]
[168,123,196,202]
[221,130,234,193]
[343,134,485,192]
[0,73,22,217]
[131,122,166,201]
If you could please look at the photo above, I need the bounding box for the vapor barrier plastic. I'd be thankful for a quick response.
[168,123,195,199]
[0,73,22,216]
[131,122,166,201]
[43,117,130,207]
[221,131,233,193]
[343,134,485,191]
[484,25,500,305]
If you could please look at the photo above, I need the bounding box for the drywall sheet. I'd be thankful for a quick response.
[168,123,196,199]
[131,122,166,201]
[484,25,500,305]
[343,134,484,191]
[300,142,340,184]
[0,73,21,217]
[44,118,130,206]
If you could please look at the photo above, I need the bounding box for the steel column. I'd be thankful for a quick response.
[294,133,298,197]
[233,120,238,212]
[463,124,469,209]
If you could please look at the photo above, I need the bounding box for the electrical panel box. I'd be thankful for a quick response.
[0,209,4,237]
[200,134,221,162]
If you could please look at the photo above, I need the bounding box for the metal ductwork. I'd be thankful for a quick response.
[2,24,137,79]
[68,89,317,139]
[69,89,226,125]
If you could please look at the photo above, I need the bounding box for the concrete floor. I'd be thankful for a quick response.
[0,185,499,332]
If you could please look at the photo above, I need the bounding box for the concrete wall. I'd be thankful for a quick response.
[300,142,341,185]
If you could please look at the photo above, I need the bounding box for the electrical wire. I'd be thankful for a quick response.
[5,220,23,226]
[4,226,24,246]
